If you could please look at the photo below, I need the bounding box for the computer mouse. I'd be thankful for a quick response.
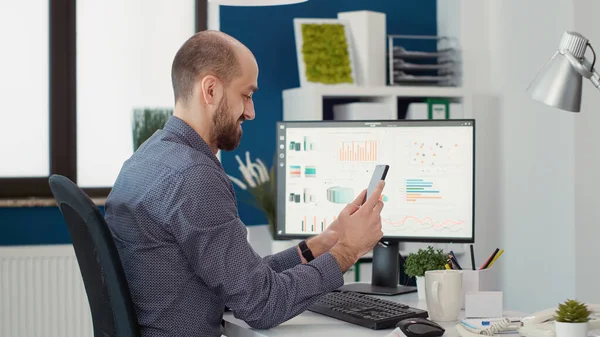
[396,317,445,337]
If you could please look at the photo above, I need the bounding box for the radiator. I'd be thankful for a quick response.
[0,245,93,337]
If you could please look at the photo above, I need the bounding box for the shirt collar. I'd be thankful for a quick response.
[163,115,222,168]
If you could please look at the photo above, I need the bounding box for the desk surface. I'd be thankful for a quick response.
[222,292,520,337]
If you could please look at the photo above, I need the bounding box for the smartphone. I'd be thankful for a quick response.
[364,164,389,204]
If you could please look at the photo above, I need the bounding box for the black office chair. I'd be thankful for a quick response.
[48,174,141,337]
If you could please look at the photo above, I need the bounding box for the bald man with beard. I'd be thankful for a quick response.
[104,30,386,337]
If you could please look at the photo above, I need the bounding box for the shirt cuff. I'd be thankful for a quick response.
[310,252,345,292]
[272,245,302,271]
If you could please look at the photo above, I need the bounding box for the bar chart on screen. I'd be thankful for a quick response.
[289,136,316,151]
[339,140,378,162]
[298,215,338,233]
[403,178,442,203]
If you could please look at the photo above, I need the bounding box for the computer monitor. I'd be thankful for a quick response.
[275,119,475,295]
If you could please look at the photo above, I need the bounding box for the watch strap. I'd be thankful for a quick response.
[298,240,315,262]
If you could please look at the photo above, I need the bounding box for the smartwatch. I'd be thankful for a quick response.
[298,240,315,262]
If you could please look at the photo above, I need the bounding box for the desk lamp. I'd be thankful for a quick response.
[208,0,307,5]
[527,31,600,112]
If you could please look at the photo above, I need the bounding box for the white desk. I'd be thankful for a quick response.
[222,292,521,337]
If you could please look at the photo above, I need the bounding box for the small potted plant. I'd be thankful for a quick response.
[404,246,448,299]
[554,299,591,337]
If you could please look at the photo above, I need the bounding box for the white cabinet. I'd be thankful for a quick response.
[282,85,469,121]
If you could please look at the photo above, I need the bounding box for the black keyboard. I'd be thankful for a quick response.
[308,291,428,330]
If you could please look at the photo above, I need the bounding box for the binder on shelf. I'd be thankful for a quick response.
[426,98,450,120]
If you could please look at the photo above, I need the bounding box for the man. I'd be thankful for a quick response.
[105,30,385,337]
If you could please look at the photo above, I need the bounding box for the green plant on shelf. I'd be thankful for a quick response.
[403,246,447,278]
[301,23,353,84]
[132,107,173,151]
[554,299,591,323]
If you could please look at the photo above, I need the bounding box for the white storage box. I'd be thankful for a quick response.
[333,102,395,120]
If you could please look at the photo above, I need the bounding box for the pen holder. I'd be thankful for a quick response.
[460,268,498,309]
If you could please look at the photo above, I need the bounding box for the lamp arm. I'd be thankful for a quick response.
[586,43,600,90]
[591,71,600,90]
[566,43,600,90]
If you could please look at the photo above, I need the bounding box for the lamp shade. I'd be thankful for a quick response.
[208,0,307,5]
[527,52,583,112]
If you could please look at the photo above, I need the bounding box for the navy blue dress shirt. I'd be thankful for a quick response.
[104,116,344,337]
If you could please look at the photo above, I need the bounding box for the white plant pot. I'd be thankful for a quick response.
[416,276,426,300]
[555,321,588,337]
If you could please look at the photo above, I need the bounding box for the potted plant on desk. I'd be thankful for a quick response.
[554,299,591,337]
[403,246,447,300]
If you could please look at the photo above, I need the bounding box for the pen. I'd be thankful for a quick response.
[449,251,462,268]
[470,245,476,270]
[487,249,504,268]
[449,252,462,270]
[480,248,499,269]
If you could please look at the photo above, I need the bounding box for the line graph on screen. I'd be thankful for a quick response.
[382,215,466,234]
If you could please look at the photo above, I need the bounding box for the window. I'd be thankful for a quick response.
[0,0,207,198]
[0,1,49,178]
[76,0,195,187]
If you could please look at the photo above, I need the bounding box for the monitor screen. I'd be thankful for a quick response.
[275,119,475,243]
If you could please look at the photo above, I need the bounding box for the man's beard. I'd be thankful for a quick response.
[211,95,243,151]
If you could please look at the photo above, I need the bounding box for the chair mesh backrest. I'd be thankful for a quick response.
[49,175,140,337]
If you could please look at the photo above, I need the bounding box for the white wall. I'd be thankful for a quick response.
[488,0,578,311]
[434,0,505,295]
[573,0,600,304]
[209,1,222,162]
[208,1,220,31]
[440,0,584,313]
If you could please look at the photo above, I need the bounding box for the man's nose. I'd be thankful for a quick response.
[244,101,255,120]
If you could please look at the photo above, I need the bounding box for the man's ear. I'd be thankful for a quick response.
[199,75,222,106]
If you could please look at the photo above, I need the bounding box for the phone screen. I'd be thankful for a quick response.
[365,165,389,203]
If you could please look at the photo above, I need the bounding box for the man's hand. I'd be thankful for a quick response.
[330,181,385,272]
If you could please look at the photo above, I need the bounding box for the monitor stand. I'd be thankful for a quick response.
[338,242,417,296]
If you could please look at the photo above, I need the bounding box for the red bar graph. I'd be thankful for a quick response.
[339,141,377,162]
[300,216,335,233]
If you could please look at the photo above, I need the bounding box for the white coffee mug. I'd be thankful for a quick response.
[425,270,463,322]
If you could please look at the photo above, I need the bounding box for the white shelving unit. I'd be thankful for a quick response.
[282,85,468,121]
[279,0,502,282]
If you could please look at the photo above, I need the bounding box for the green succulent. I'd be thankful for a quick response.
[301,23,353,84]
[132,108,173,151]
[554,299,591,323]
[404,246,447,277]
